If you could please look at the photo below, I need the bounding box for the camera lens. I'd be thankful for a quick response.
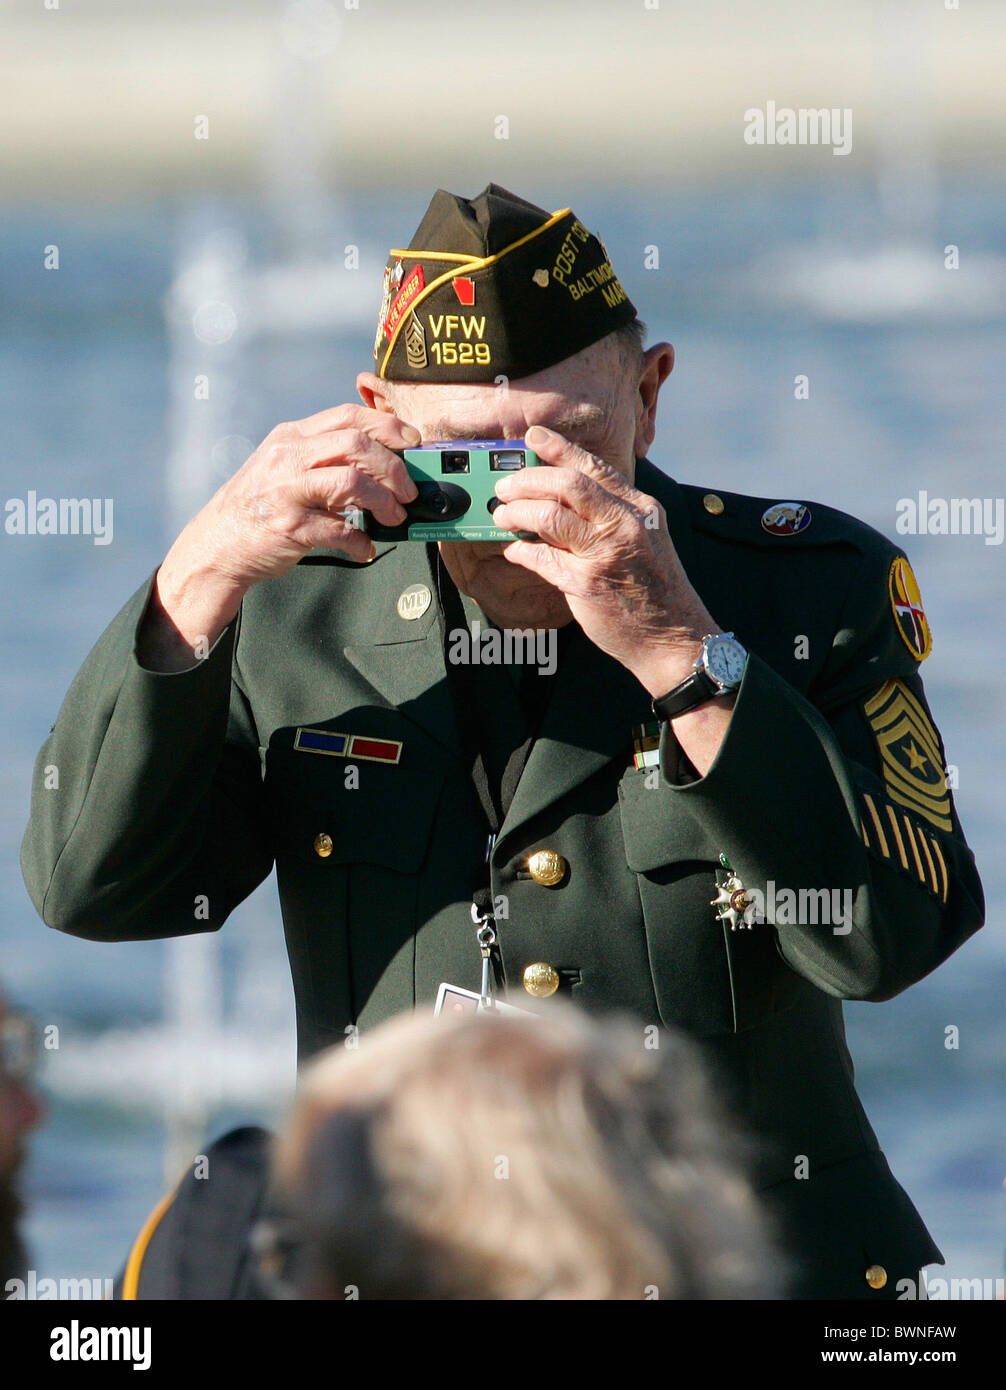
[489,450,525,471]
[441,451,470,473]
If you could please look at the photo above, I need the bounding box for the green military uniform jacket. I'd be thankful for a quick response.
[21,459,984,1299]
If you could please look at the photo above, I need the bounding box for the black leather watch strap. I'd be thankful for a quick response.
[651,667,720,722]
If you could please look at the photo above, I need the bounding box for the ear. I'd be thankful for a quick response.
[357,371,396,414]
[632,343,674,458]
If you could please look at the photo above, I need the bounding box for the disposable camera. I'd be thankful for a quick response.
[355,439,541,542]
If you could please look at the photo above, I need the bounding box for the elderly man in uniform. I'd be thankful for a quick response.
[22,184,984,1299]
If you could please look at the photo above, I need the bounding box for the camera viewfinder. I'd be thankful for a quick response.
[440,451,470,474]
[489,450,526,471]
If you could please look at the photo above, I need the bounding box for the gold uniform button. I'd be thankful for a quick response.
[313,833,334,858]
[865,1264,887,1290]
[523,963,560,998]
[527,850,567,886]
[703,493,725,516]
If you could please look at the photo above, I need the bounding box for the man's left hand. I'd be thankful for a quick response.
[492,425,720,698]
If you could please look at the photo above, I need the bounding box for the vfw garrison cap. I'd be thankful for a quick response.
[373,183,637,383]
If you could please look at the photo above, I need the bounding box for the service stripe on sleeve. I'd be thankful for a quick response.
[929,835,950,905]
[862,793,889,858]
[916,826,940,895]
[901,814,926,884]
[884,803,910,870]
[861,787,951,905]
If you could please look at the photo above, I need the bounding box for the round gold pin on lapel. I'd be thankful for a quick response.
[522,963,560,997]
[397,584,432,620]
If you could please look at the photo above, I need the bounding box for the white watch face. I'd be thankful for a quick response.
[705,636,746,687]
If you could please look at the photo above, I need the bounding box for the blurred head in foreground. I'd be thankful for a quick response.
[270,1004,782,1300]
[0,991,44,1285]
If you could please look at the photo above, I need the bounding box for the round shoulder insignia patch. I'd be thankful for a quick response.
[888,556,933,661]
[397,583,432,621]
[761,501,811,536]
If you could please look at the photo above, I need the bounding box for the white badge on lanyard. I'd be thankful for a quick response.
[434,982,528,1018]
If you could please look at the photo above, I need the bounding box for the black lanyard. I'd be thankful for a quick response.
[428,544,574,990]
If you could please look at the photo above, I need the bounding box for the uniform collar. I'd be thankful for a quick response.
[634,456,700,583]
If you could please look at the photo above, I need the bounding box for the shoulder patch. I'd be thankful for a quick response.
[863,679,951,832]
[888,556,932,660]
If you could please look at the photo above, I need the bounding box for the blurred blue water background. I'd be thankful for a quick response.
[2,176,1004,1293]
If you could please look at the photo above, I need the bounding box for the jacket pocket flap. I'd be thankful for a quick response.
[617,767,716,871]
[264,724,445,873]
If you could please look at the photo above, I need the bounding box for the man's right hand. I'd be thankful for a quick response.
[137,405,420,672]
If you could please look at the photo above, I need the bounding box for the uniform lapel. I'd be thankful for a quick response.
[497,459,700,847]
[341,543,465,764]
[497,632,654,846]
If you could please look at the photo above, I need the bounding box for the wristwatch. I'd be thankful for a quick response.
[651,633,748,722]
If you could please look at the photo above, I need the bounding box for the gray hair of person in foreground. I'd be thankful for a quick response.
[270,1002,784,1300]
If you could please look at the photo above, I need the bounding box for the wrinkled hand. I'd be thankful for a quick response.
[142,404,419,670]
[491,425,720,694]
[200,404,420,586]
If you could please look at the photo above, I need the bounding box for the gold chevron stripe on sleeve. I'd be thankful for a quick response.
[883,779,954,834]
[863,679,897,718]
[864,679,953,832]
